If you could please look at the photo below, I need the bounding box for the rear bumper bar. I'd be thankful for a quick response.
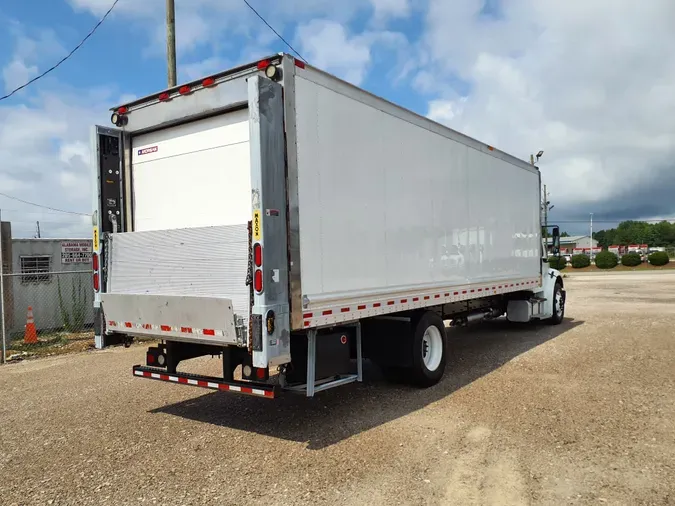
[132,365,276,398]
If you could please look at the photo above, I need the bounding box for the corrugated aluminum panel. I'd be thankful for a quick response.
[107,224,249,321]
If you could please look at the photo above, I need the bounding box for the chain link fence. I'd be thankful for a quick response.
[1,269,95,361]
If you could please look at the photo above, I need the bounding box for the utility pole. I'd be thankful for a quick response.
[166,0,177,87]
[531,150,547,254]
[35,221,41,239]
[543,185,549,255]
[0,209,6,364]
[590,213,594,264]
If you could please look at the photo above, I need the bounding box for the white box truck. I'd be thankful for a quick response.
[92,54,565,398]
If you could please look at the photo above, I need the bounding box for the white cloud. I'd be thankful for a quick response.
[181,57,229,81]
[67,0,367,59]
[118,93,137,104]
[1,25,66,95]
[58,141,89,167]
[9,0,672,242]
[2,59,38,94]
[0,28,114,238]
[295,20,408,85]
[427,97,466,124]
[370,0,410,20]
[0,88,112,238]
[419,0,675,219]
[1,4,397,238]
[67,0,409,88]
[67,0,161,17]
[295,20,372,85]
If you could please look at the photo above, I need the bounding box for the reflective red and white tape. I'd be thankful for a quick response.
[107,321,224,337]
[302,278,541,328]
[133,370,275,398]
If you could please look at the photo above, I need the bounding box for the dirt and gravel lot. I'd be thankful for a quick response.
[1,271,674,505]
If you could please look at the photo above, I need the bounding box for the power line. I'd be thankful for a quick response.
[555,219,675,224]
[0,219,87,225]
[0,0,120,102]
[0,192,90,216]
[0,208,88,216]
[242,0,307,63]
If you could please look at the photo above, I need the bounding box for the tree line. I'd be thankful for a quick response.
[592,220,675,248]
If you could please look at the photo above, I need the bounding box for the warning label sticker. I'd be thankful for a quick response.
[253,210,262,240]
[137,146,158,156]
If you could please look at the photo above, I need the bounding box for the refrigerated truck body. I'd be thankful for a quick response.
[92,54,565,398]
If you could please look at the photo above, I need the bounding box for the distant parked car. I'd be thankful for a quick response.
[441,244,465,269]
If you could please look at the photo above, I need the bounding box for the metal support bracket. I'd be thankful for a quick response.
[234,314,247,347]
[285,322,363,398]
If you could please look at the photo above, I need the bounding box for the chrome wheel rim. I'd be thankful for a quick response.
[422,326,443,371]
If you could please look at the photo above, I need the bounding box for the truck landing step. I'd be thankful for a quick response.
[132,365,276,398]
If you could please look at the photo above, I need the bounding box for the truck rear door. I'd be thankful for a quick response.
[131,109,251,232]
[93,63,292,367]
[102,107,252,346]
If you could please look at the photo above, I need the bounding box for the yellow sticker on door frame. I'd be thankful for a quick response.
[253,210,262,240]
[93,226,100,251]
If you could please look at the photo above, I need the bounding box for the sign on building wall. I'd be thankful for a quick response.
[61,240,92,264]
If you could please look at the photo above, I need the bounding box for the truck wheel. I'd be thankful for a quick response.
[411,312,447,387]
[548,282,565,325]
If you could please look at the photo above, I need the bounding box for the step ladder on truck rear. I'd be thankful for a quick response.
[91,54,566,399]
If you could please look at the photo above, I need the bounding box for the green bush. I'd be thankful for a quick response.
[648,251,670,266]
[621,252,642,267]
[594,251,618,269]
[571,254,591,268]
[547,256,567,270]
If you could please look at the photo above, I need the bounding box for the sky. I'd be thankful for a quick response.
[1,0,674,238]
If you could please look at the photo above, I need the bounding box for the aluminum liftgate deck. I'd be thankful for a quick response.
[132,323,363,398]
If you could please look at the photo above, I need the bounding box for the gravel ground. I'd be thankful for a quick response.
[1,272,674,505]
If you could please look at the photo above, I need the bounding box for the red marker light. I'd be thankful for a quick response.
[93,272,100,292]
[92,253,99,271]
[117,106,128,114]
[257,59,270,70]
[295,60,306,69]
[254,243,262,267]
[158,92,170,101]
[202,77,215,87]
[254,269,263,293]
[179,85,191,95]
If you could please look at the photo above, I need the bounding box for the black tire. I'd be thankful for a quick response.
[410,311,447,387]
[548,282,565,325]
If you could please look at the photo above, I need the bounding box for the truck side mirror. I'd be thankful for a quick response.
[551,227,561,255]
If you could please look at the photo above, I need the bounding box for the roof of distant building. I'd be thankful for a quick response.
[545,235,592,245]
